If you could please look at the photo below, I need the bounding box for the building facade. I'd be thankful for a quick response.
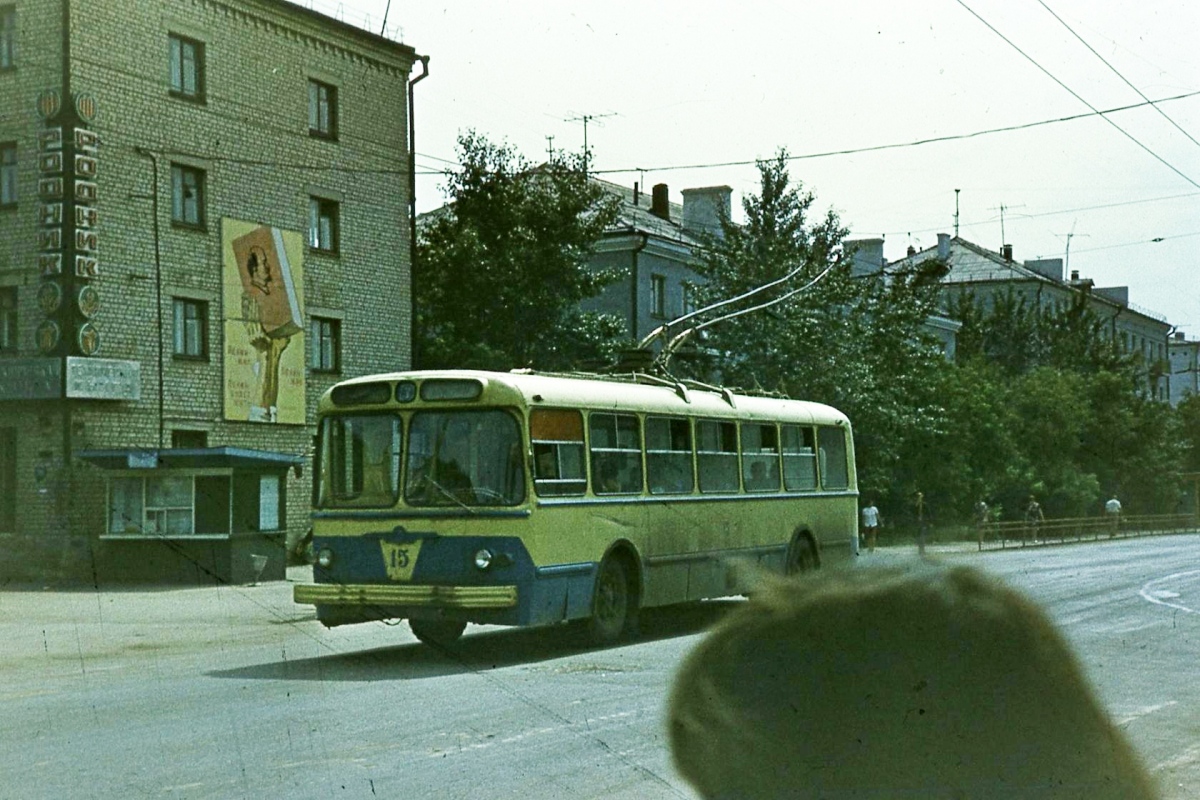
[900,235,1172,399]
[583,180,728,349]
[0,0,419,583]
[1169,332,1199,406]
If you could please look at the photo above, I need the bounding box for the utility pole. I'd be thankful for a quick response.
[565,112,616,173]
[954,188,960,238]
[545,135,555,161]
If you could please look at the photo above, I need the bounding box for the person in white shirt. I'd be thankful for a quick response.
[1105,496,1122,536]
[861,500,880,553]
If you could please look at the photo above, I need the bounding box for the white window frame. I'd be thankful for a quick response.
[170,163,205,227]
[308,196,339,252]
[168,33,204,99]
[0,142,15,206]
[308,79,337,139]
[172,297,207,358]
[0,6,15,70]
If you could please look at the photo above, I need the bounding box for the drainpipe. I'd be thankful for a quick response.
[629,233,649,341]
[134,148,165,448]
[407,55,429,368]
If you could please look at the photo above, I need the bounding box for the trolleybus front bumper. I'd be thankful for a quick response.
[293,582,518,609]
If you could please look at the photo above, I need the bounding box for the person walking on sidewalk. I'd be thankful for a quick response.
[1025,496,1045,544]
[861,500,881,553]
[1105,496,1122,537]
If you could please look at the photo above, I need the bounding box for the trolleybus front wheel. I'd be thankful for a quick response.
[409,618,467,648]
[587,557,634,646]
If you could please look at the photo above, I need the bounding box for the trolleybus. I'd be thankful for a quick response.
[293,370,858,646]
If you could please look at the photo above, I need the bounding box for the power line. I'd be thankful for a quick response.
[587,89,1200,176]
[955,0,1200,191]
[1036,0,1200,153]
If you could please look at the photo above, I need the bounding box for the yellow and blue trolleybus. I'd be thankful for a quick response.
[293,370,858,646]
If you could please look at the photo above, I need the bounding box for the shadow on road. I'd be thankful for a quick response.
[206,598,740,682]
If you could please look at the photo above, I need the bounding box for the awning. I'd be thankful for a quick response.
[77,446,304,471]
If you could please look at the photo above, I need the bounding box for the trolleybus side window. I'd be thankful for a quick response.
[589,412,642,494]
[405,409,525,507]
[531,409,586,497]
[818,426,850,490]
[318,413,402,508]
[781,425,818,491]
[741,422,781,492]
[697,419,739,493]
[646,416,694,495]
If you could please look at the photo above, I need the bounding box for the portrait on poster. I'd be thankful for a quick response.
[221,219,305,424]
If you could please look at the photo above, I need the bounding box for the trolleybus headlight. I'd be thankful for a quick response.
[474,549,494,571]
[317,548,335,568]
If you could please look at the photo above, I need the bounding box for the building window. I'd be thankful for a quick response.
[308,197,339,253]
[308,79,337,139]
[650,274,666,318]
[0,6,14,70]
[0,287,15,352]
[0,142,15,207]
[0,427,13,532]
[170,164,205,228]
[168,34,205,100]
[171,429,208,449]
[310,316,340,373]
[172,298,207,359]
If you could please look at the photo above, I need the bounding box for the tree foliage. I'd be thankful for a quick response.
[414,131,625,371]
[683,151,949,500]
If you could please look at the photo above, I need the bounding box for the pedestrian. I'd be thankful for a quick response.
[915,490,928,555]
[668,563,1159,800]
[974,498,990,550]
[1105,495,1122,537]
[1025,495,1045,544]
[860,499,881,553]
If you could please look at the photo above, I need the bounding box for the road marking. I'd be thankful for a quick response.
[1115,700,1178,725]
[1139,570,1200,614]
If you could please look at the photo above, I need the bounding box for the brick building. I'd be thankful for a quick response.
[0,0,421,583]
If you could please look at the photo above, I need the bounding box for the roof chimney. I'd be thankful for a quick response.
[633,182,640,207]
[1002,244,1013,261]
[906,244,916,257]
[1070,269,1079,281]
[681,186,732,237]
[650,183,670,220]
[937,233,951,260]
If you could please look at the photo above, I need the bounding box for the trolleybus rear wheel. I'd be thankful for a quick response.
[587,557,632,646]
[410,618,467,648]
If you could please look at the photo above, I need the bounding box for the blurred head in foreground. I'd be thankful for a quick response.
[668,562,1156,800]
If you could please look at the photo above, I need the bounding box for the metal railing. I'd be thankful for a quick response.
[973,513,1198,551]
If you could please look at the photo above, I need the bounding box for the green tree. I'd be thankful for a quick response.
[684,150,948,501]
[414,131,625,371]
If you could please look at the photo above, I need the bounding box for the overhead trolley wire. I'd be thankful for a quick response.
[1036,0,1200,153]
[955,0,1200,191]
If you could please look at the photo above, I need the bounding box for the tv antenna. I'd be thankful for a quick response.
[1054,221,1089,273]
[565,112,616,173]
[990,202,1025,249]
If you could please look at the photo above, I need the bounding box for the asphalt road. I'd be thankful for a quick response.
[2,533,1198,799]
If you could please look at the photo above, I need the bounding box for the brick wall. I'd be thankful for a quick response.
[0,0,417,583]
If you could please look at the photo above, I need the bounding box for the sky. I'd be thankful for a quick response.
[294,0,1200,335]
